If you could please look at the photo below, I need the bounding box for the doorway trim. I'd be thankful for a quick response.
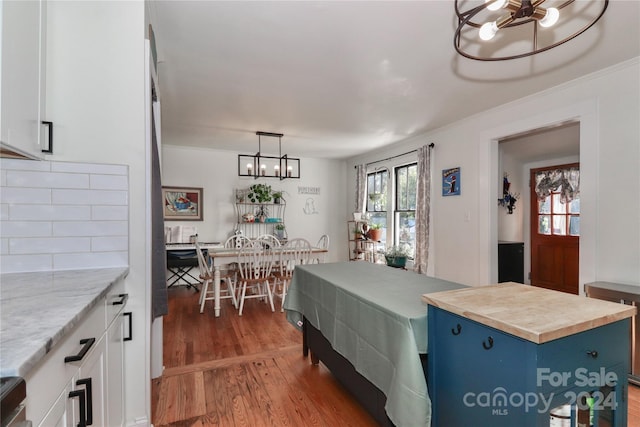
[479,98,598,294]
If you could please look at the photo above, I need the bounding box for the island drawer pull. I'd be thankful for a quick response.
[68,388,87,427]
[113,293,128,305]
[451,324,462,335]
[64,337,96,363]
[586,350,599,358]
[482,336,494,350]
[76,378,93,425]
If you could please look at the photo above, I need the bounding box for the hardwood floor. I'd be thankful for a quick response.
[152,287,378,426]
[153,286,640,427]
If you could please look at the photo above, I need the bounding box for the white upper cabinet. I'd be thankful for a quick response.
[0,0,46,159]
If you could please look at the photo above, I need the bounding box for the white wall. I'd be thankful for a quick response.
[45,2,150,425]
[347,58,640,290]
[161,145,346,261]
[497,150,524,243]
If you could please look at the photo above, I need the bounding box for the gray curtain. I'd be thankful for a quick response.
[413,145,432,275]
[355,164,366,214]
[534,167,580,203]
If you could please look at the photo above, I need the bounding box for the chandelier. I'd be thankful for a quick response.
[238,131,300,180]
[454,0,609,61]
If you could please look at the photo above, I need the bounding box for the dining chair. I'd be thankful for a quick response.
[272,238,312,311]
[236,241,276,316]
[255,234,282,249]
[195,242,237,313]
[314,234,330,264]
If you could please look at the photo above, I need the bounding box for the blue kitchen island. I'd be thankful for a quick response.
[423,282,636,427]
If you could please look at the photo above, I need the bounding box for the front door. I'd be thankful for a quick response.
[530,163,580,294]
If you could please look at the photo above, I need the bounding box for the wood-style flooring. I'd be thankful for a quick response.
[152,286,377,426]
[152,286,640,427]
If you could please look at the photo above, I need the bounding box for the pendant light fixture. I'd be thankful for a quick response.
[238,131,300,180]
[454,0,609,61]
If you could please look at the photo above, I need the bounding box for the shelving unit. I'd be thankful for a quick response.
[235,188,286,240]
[347,220,377,262]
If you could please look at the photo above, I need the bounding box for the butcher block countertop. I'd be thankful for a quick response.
[422,282,636,344]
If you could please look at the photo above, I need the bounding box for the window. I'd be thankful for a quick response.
[537,192,580,236]
[395,163,417,257]
[366,170,387,245]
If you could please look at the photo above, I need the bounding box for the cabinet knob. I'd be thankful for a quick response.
[586,350,598,358]
[482,336,494,350]
[451,324,462,335]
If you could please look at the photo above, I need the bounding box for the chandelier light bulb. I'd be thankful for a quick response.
[539,7,559,27]
[485,0,507,12]
[479,21,499,40]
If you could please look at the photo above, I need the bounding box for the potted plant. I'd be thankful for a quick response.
[384,244,411,268]
[274,223,286,239]
[367,223,383,242]
[248,184,272,222]
[272,190,287,204]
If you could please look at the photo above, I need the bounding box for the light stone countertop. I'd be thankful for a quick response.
[423,282,637,344]
[0,267,129,377]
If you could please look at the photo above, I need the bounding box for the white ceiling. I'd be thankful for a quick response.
[150,0,639,160]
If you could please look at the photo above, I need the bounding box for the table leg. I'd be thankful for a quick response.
[214,265,221,317]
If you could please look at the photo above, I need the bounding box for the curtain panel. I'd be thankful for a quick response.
[534,167,580,203]
[413,145,432,274]
[355,164,366,214]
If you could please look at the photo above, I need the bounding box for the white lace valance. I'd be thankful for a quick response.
[534,167,580,203]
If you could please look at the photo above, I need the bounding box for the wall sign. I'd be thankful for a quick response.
[298,186,320,195]
[442,167,461,196]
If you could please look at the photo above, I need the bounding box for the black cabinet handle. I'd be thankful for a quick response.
[68,389,87,427]
[76,378,93,426]
[113,293,128,305]
[451,324,462,335]
[482,336,494,350]
[64,338,95,363]
[586,350,598,358]
[124,312,133,341]
[41,121,53,153]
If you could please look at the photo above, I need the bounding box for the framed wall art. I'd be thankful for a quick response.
[162,186,203,220]
[442,167,461,196]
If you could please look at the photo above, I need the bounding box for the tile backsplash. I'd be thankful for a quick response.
[0,158,129,273]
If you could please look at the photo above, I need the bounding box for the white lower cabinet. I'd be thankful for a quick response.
[25,282,127,427]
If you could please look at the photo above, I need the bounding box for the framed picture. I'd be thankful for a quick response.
[162,186,203,220]
[442,167,461,196]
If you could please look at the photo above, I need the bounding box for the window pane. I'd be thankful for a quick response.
[552,215,566,235]
[539,215,551,235]
[367,171,388,212]
[569,216,580,236]
[569,198,580,214]
[538,196,550,214]
[396,211,415,257]
[552,194,566,214]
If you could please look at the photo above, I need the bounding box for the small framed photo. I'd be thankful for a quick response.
[442,167,461,196]
[162,186,203,220]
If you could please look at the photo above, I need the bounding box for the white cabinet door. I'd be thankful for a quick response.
[106,314,125,427]
[37,379,73,427]
[77,333,107,427]
[0,0,45,157]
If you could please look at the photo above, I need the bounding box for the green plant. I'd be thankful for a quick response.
[272,190,287,204]
[275,223,285,230]
[384,244,411,257]
[369,223,382,230]
[248,184,273,203]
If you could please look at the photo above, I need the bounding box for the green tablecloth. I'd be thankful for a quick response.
[284,262,467,427]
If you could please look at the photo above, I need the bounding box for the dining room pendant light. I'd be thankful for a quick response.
[454,0,609,61]
[237,131,300,180]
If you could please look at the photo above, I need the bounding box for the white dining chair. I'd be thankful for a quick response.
[195,242,237,313]
[313,234,330,263]
[236,241,276,316]
[272,238,312,311]
[255,234,282,249]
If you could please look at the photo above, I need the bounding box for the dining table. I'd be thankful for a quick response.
[207,246,328,317]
